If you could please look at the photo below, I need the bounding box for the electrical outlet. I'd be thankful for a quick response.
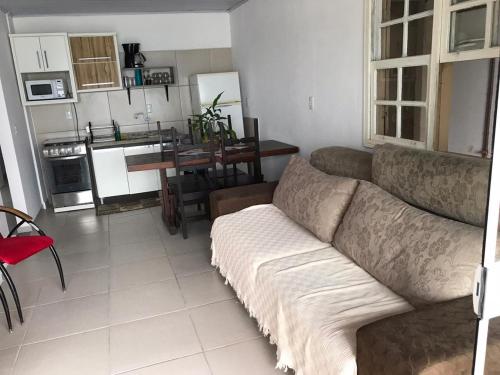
[65,110,73,120]
[147,104,153,114]
[308,96,315,111]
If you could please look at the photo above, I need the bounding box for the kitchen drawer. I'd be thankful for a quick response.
[125,145,160,194]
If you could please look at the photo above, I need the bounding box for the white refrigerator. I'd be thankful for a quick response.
[190,72,245,138]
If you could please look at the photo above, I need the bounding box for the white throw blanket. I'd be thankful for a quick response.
[211,205,413,375]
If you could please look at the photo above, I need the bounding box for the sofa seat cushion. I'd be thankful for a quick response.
[255,248,412,375]
[273,156,359,243]
[334,181,483,307]
[211,204,332,310]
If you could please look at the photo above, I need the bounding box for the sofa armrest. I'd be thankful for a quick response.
[357,297,500,375]
[210,182,279,220]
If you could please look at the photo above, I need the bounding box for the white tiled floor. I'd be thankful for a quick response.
[0,207,283,375]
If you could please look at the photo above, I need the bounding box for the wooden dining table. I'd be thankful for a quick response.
[126,140,299,234]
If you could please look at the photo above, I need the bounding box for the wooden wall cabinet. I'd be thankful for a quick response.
[69,33,122,92]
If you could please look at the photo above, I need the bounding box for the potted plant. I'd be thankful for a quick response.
[190,92,236,143]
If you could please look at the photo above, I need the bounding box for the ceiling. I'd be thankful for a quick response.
[0,0,246,16]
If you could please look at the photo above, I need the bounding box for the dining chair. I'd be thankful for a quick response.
[0,286,12,332]
[0,206,66,324]
[217,116,263,188]
[169,125,218,239]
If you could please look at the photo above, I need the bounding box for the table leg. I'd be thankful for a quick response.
[159,169,177,235]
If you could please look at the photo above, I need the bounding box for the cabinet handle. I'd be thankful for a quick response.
[43,50,49,69]
[36,51,41,69]
[82,82,115,87]
[78,57,112,61]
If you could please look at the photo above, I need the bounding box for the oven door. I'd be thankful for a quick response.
[46,155,92,195]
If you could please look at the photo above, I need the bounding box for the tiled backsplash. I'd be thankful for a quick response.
[30,48,233,144]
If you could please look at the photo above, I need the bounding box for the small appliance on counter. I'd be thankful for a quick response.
[25,79,67,101]
[86,121,121,144]
[42,137,94,213]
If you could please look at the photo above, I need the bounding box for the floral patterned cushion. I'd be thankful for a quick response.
[310,147,373,181]
[373,143,490,227]
[333,181,483,307]
[273,156,359,243]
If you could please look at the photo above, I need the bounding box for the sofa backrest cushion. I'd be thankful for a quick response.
[333,181,483,307]
[273,155,359,243]
[373,143,490,227]
[310,147,373,181]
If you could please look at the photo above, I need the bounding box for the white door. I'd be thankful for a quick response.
[11,36,44,73]
[92,148,130,198]
[39,35,71,72]
[124,145,160,194]
[473,74,500,374]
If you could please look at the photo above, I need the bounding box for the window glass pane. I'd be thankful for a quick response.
[401,106,426,141]
[377,68,398,100]
[381,23,404,59]
[493,1,499,47]
[402,66,427,101]
[382,0,405,22]
[407,16,433,56]
[450,5,487,52]
[409,0,434,15]
[376,105,397,137]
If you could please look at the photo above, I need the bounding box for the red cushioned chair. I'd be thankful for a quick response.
[0,206,65,325]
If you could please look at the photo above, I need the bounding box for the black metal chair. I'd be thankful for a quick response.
[218,116,263,188]
[169,125,218,239]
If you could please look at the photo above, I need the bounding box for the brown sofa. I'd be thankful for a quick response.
[209,144,498,374]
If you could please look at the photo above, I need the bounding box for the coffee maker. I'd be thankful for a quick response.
[122,43,146,68]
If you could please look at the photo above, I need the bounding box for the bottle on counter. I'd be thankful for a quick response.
[113,122,122,141]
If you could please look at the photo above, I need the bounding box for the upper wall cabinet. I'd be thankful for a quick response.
[441,0,500,62]
[9,33,78,106]
[11,35,71,73]
[69,33,122,92]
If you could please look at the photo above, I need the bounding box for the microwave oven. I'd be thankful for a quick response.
[25,79,67,101]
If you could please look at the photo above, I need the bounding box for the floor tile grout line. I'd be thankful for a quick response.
[111,350,206,375]
[20,325,110,347]
[186,311,216,375]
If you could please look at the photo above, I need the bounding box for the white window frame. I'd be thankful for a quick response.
[364,0,442,150]
[441,0,500,63]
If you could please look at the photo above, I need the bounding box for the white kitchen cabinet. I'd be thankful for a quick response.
[9,33,77,106]
[10,34,71,73]
[11,37,44,73]
[39,35,71,72]
[92,148,130,198]
[124,145,160,194]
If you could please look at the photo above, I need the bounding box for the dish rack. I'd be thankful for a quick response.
[86,121,119,143]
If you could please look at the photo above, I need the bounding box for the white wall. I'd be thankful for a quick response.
[13,13,231,51]
[0,12,43,217]
[448,59,491,157]
[230,0,365,179]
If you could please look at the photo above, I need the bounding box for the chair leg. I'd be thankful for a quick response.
[49,246,66,291]
[0,287,12,332]
[0,287,12,333]
[0,264,23,324]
